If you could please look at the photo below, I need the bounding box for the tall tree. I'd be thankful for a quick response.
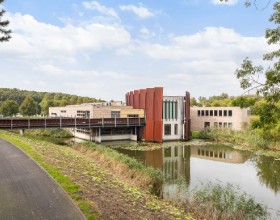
[0,99,18,116]
[0,0,11,42]
[19,95,38,116]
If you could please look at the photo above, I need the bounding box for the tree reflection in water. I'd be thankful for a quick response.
[254,156,280,193]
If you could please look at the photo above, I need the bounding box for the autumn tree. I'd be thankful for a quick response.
[0,0,11,42]
[0,99,18,116]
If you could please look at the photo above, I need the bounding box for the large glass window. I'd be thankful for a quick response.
[206,110,209,116]
[174,124,178,135]
[162,101,178,120]
[229,110,232,117]
[210,110,213,116]
[198,110,200,116]
[219,110,223,116]
[164,124,171,135]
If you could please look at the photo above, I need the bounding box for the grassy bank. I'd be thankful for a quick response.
[0,130,191,220]
[25,128,73,138]
[192,128,280,156]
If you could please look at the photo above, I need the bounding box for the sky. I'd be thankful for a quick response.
[0,0,277,101]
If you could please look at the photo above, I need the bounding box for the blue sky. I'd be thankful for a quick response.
[0,0,277,101]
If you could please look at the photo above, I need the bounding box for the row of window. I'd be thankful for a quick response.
[163,101,178,120]
[197,149,233,160]
[204,121,233,128]
[198,110,233,117]
[164,124,178,136]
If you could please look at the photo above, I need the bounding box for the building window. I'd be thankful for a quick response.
[164,148,171,157]
[175,101,178,119]
[204,122,210,128]
[229,110,232,117]
[219,110,223,116]
[77,110,90,118]
[174,124,178,135]
[214,110,218,116]
[164,124,171,135]
[210,110,213,116]
[224,110,227,116]
[201,110,205,116]
[61,110,66,113]
[214,122,218,127]
[163,102,166,119]
[111,111,120,118]
[127,114,139,118]
[219,122,222,128]
[198,110,200,116]
[206,110,209,116]
[224,122,227,128]
[228,123,233,128]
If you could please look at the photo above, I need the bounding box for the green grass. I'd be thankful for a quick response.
[83,142,164,184]
[0,131,99,220]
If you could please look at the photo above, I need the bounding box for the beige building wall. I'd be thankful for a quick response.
[49,103,144,118]
[190,107,250,131]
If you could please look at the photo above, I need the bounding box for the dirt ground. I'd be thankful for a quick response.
[31,141,187,220]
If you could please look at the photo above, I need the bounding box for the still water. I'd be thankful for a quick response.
[102,142,280,218]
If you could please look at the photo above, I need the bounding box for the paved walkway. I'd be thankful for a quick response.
[0,138,86,220]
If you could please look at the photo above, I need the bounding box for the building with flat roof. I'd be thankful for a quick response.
[190,107,250,131]
[126,87,191,142]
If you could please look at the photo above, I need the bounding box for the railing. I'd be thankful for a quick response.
[0,117,146,129]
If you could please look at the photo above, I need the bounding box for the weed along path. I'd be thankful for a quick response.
[0,131,190,220]
[0,138,86,220]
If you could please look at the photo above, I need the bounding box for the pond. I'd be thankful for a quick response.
[101,141,280,219]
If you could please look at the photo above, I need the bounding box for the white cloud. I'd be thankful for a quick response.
[0,13,131,63]
[139,27,271,62]
[211,0,239,5]
[83,1,118,18]
[0,12,274,100]
[119,4,154,19]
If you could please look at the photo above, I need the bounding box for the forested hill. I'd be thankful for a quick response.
[0,88,104,115]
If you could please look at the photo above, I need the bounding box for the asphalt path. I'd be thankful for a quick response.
[0,138,86,220]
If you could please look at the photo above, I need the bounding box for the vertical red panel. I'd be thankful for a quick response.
[139,89,146,109]
[129,91,134,107]
[153,87,163,142]
[185,91,191,140]
[125,93,129,105]
[153,87,163,121]
[145,88,155,141]
[133,90,140,109]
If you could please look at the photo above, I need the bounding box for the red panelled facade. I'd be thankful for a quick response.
[126,87,191,142]
[126,87,163,142]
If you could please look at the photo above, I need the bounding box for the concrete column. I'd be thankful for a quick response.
[20,129,25,137]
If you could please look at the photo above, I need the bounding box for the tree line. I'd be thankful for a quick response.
[0,88,103,116]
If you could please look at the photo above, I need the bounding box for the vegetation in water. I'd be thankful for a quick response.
[185,182,269,220]
[193,128,280,153]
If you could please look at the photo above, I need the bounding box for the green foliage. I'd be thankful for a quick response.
[19,95,38,116]
[0,0,11,42]
[190,182,269,220]
[0,99,19,116]
[0,88,103,115]
[26,128,73,138]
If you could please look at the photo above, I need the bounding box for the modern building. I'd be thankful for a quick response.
[190,107,250,131]
[49,102,145,143]
[125,87,191,142]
